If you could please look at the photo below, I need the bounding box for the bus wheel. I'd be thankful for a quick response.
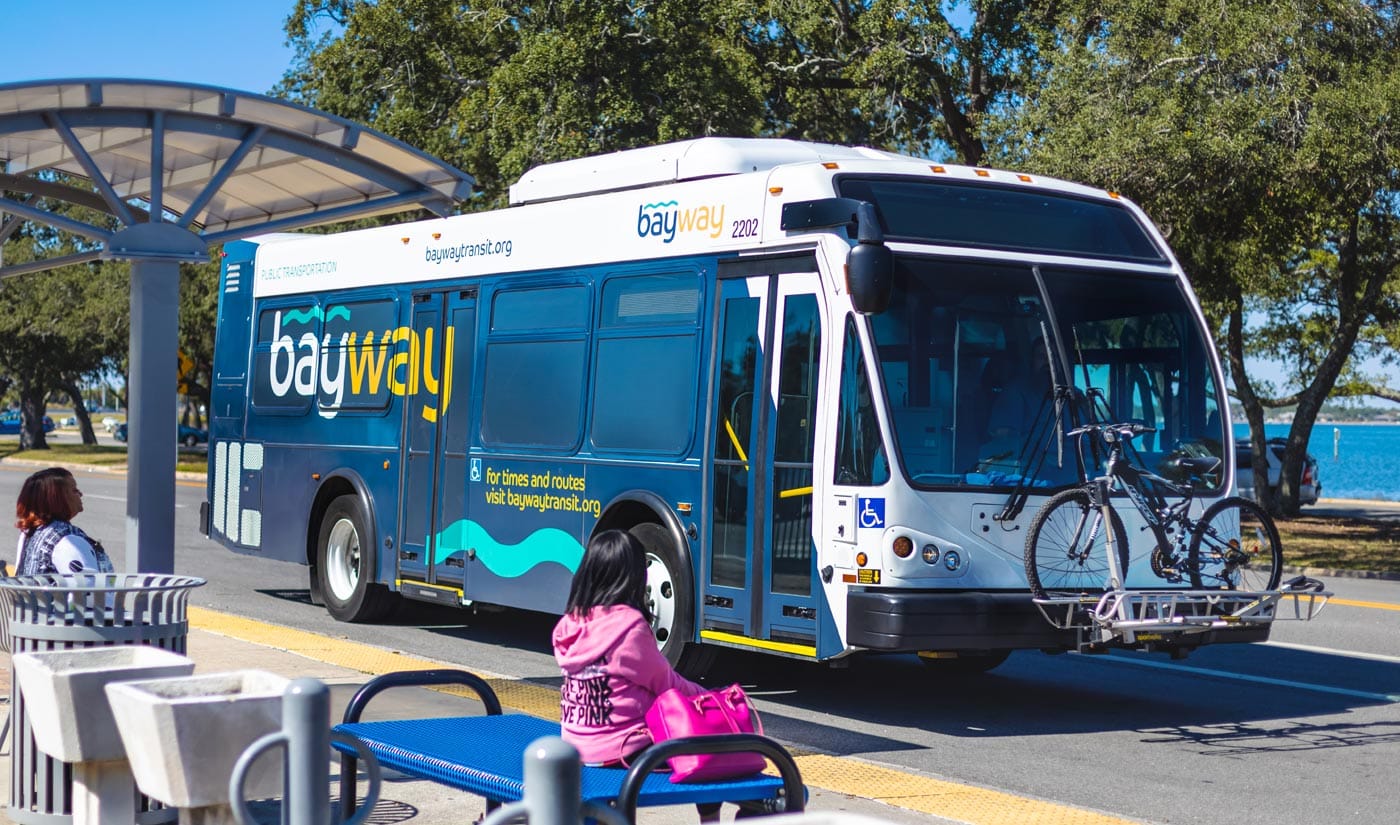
[316,495,395,623]
[633,522,715,679]
[918,650,1011,676]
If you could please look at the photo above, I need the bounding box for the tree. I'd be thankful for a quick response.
[0,175,130,449]
[279,1,1063,203]
[179,258,221,429]
[993,0,1400,515]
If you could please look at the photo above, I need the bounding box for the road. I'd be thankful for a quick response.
[4,464,1398,825]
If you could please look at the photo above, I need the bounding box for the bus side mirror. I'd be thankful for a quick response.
[847,202,892,315]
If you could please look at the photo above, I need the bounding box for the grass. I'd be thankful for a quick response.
[0,438,208,475]
[1276,515,1400,575]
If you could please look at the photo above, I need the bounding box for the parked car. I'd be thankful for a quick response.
[0,413,55,435]
[113,423,208,447]
[1235,437,1321,506]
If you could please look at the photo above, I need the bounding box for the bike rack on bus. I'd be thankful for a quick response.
[1031,575,1332,651]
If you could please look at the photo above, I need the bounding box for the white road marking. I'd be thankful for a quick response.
[1263,639,1400,665]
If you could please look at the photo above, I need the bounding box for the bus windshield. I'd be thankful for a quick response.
[869,258,1225,490]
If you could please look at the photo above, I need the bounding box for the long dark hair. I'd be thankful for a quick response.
[564,529,652,622]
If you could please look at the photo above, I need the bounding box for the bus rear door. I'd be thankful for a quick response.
[705,264,824,657]
[396,289,477,603]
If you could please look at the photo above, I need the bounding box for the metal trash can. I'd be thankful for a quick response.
[0,573,205,825]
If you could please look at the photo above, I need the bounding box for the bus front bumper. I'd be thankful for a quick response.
[847,589,1072,651]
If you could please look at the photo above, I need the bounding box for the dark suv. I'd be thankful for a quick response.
[1235,437,1321,506]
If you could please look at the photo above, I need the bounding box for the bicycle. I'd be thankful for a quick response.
[1023,421,1284,600]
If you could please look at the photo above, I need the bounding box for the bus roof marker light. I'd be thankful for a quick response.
[432,232,441,239]
[769,187,784,196]
[930,165,946,174]
[1108,191,1121,199]
[975,169,990,177]
[400,237,410,244]
[821,162,840,170]
[1017,174,1033,183]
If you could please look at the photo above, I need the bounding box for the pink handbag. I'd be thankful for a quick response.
[643,683,767,783]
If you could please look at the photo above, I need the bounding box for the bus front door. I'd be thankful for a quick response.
[705,271,823,657]
[396,290,477,602]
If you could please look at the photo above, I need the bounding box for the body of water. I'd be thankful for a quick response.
[1233,422,1400,502]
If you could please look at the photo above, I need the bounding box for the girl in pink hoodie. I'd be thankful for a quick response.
[553,529,707,766]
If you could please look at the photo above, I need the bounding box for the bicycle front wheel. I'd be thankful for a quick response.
[1188,496,1283,590]
[1025,488,1130,600]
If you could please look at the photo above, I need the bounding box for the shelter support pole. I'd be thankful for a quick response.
[126,257,179,573]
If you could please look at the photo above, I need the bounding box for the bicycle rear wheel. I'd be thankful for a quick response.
[1188,496,1283,590]
[1025,488,1130,600]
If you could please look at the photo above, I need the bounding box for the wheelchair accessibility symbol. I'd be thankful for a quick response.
[857,497,885,529]
[470,458,482,483]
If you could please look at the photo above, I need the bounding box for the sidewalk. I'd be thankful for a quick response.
[0,621,961,825]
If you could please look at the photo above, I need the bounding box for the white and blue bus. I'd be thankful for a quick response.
[203,138,1248,675]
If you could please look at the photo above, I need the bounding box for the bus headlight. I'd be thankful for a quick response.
[943,550,962,571]
[921,544,940,565]
[892,535,914,558]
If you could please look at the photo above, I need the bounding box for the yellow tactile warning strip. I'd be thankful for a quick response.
[189,606,1140,825]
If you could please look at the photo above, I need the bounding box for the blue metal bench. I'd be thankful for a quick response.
[332,669,806,822]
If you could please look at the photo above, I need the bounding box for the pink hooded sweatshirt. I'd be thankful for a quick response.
[552,604,705,765]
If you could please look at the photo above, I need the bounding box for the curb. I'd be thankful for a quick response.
[1283,564,1400,582]
[0,456,206,482]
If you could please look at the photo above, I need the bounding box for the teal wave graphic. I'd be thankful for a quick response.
[432,519,584,578]
[281,305,351,325]
[641,200,679,210]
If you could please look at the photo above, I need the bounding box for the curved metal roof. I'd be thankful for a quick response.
[0,78,475,273]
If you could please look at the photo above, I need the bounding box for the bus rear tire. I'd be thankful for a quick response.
[632,522,716,679]
[317,494,396,623]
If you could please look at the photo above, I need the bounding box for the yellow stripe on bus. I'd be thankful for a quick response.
[700,629,816,657]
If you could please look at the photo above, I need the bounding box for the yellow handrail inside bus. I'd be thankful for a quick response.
[723,418,749,470]
[778,486,813,499]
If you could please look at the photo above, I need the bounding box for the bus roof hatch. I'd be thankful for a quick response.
[508,137,905,206]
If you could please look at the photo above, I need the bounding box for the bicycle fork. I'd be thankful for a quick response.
[1091,478,1125,591]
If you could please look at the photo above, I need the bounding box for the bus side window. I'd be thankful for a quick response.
[834,315,888,486]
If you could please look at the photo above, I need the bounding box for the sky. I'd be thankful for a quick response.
[3,0,299,95]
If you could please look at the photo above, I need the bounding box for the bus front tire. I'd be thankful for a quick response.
[918,650,1011,675]
[317,495,396,623]
[632,522,715,679]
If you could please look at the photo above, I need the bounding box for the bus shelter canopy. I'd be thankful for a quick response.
[0,78,475,273]
[0,78,475,575]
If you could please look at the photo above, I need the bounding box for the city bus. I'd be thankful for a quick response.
[203,137,1248,676]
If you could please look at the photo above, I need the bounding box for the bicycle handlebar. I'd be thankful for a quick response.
[1066,421,1157,442]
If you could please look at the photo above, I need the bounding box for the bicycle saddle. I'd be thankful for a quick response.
[1164,453,1220,479]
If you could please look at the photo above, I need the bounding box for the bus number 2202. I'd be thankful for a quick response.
[731,218,759,238]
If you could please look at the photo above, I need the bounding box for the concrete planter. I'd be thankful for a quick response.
[105,670,290,810]
[11,646,195,763]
